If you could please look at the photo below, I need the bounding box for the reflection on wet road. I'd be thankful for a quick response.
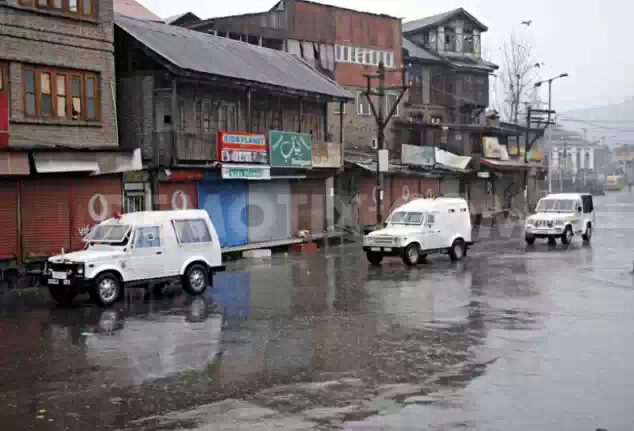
[1,192,634,430]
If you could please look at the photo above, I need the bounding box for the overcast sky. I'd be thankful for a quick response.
[139,0,631,113]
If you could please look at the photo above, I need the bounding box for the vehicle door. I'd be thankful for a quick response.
[572,199,584,233]
[127,225,167,281]
[581,195,595,227]
[422,212,443,250]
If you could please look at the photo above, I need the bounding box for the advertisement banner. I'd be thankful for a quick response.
[218,132,268,164]
[270,131,312,168]
[312,141,342,168]
[221,164,271,180]
[401,144,435,166]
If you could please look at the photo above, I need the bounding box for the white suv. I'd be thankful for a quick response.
[43,210,225,307]
[525,193,595,245]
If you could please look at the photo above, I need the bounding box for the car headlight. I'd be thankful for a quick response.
[526,219,533,226]
[77,267,84,275]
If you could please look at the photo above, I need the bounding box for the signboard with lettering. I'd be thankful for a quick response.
[221,164,271,180]
[218,132,268,164]
[312,142,342,168]
[401,144,435,167]
[270,131,312,168]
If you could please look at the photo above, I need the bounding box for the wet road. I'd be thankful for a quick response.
[1,192,634,431]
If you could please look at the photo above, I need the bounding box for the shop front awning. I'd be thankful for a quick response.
[481,158,544,171]
[33,149,143,175]
[0,152,30,175]
[350,161,441,178]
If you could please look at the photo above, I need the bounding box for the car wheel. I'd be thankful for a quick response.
[366,252,383,266]
[48,287,77,307]
[582,224,592,243]
[548,236,557,245]
[92,272,121,308]
[401,243,420,266]
[183,264,209,295]
[449,239,465,261]
[561,226,573,245]
[417,253,429,264]
[525,234,536,245]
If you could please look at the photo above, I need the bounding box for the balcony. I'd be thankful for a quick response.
[135,131,218,167]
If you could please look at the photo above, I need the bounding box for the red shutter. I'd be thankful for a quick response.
[291,179,325,235]
[0,181,18,259]
[0,93,8,148]
[359,177,391,226]
[70,176,123,251]
[22,178,71,258]
[420,178,440,197]
[157,182,198,211]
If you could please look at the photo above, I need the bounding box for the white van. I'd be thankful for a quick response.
[43,210,225,307]
[525,193,595,245]
[363,198,473,266]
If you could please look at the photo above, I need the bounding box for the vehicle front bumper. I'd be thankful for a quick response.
[525,226,565,237]
[41,274,93,291]
[363,245,404,256]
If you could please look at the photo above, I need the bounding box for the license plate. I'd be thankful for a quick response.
[52,271,67,280]
[371,247,381,252]
[384,248,392,252]
[48,279,59,285]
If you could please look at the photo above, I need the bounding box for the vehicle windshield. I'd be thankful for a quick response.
[390,211,424,225]
[536,199,575,213]
[83,224,132,244]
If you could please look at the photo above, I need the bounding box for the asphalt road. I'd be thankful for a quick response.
[1,191,633,431]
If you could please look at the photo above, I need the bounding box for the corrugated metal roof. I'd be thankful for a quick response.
[113,0,163,22]
[403,8,488,33]
[402,38,447,63]
[115,14,352,100]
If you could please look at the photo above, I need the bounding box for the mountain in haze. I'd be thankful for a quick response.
[559,97,634,147]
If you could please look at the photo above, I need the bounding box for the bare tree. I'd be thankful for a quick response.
[498,31,539,124]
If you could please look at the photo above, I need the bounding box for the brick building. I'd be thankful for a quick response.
[0,0,140,283]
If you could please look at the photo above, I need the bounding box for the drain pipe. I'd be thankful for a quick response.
[111,80,119,147]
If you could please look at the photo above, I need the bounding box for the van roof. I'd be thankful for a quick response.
[543,193,591,200]
[102,210,209,225]
[395,197,468,212]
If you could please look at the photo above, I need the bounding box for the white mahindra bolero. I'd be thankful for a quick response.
[525,193,595,245]
[43,210,225,307]
[363,198,474,266]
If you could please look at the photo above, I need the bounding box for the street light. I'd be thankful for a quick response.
[535,73,569,193]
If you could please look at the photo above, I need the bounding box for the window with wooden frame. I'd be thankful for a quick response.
[0,62,8,94]
[201,99,212,133]
[19,0,97,18]
[22,66,99,121]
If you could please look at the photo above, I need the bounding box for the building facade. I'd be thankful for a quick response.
[0,0,140,283]
[115,14,350,248]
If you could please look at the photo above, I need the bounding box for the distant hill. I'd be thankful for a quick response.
[559,98,634,147]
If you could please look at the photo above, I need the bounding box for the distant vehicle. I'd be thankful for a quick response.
[43,210,225,307]
[363,197,473,266]
[604,175,625,191]
[525,193,594,245]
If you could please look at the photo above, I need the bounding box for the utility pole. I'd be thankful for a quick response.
[363,62,408,226]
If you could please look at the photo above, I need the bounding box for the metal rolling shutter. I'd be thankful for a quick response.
[22,178,71,258]
[0,181,19,260]
[70,176,123,251]
[248,180,291,243]
[158,182,198,211]
[199,177,249,248]
[291,179,325,236]
[440,178,461,197]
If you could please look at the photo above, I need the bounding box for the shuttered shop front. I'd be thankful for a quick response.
[0,181,19,260]
[440,178,461,197]
[359,177,392,226]
[22,178,72,258]
[69,176,123,251]
[158,183,198,211]
[248,181,291,243]
[419,178,440,198]
[291,179,325,236]
[198,176,249,248]
[389,177,420,213]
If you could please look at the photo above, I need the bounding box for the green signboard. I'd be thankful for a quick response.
[269,131,313,168]
[221,165,271,180]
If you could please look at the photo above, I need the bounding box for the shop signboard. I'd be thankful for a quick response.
[312,141,342,168]
[218,132,268,165]
[482,137,510,160]
[270,131,312,168]
[401,144,435,166]
[221,164,271,180]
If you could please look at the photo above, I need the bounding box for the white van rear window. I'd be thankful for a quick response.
[173,219,212,244]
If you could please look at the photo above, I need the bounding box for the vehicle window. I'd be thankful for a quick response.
[135,226,161,248]
[390,212,424,225]
[427,214,436,224]
[84,224,131,243]
[173,219,212,244]
[582,195,594,213]
[536,199,575,212]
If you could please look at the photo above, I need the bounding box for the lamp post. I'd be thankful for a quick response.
[535,73,569,194]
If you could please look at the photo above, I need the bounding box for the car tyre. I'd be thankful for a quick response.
[582,224,592,243]
[525,234,536,245]
[183,263,209,295]
[48,287,77,307]
[366,252,383,266]
[92,272,121,308]
[417,253,429,264]
[548,236,557,245]
[401,243,420,266]
[561,226,573,245]
[449,239,465,262]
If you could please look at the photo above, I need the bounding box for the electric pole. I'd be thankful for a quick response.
[363,62,408,226]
